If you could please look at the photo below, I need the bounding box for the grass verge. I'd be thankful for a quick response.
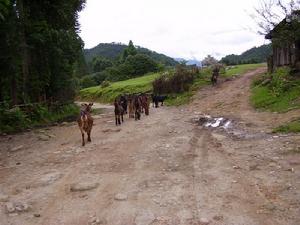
[79,72,160,103]
[251,67,300,112]
[273,119,300,133]
[0,103,79,134]
[223,63,266,77]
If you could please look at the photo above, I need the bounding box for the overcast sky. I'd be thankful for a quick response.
[78,0,272,60]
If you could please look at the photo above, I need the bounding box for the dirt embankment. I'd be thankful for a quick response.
[0,67,299,225]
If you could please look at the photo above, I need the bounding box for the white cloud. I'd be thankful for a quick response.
[78,0,271,60]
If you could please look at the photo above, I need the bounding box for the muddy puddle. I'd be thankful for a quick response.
[193,114,269,140]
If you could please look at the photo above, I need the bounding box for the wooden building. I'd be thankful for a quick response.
[265,11,300,73]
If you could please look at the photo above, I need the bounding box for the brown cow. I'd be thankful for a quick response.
[128,95,135,118]
[114,98,124,125]
[140,94,150,115]
[77,103,93,146]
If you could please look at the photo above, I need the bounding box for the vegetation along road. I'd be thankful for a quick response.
[1,67,300,225]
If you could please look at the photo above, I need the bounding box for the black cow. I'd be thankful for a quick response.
[120,95,128,114]
[151,94,167,108]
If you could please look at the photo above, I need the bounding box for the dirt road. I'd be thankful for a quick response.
[0,68,299,225]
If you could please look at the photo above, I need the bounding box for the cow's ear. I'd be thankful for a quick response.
[89,103,93,106]
[81,103,86,106]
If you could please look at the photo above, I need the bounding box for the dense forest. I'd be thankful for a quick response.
[79,41,178,88]
[0,0,88,133]
[0,0,87,105]
[84,42,178,67]
[220,44,272,65]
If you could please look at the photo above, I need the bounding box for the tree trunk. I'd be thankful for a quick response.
[10,75,18,106]
[16,0,29,103]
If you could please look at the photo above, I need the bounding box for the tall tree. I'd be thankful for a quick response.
[0,0,86,105]
[120,40,137,62]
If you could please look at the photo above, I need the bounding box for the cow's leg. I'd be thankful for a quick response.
[80,129,85,146]
[87,128,92,142]
[115,115,118,126]
[121,113,124,122]
[118,115,121,125]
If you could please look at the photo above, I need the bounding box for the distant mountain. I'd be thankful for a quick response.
[220,44,272,65]
[84,42,178,66]
[174,58,202,67]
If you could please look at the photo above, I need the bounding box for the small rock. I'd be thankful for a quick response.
[114,193,127,201]
[5,202,30,214]
[38,135,50,141]
[213,215,223,221]
[89,216,107,225]
[0,193,9,202]
[34,213,41,217]
[286,183,292,190]
[15,202,30,212]
[70,182,99,192]
[10,145,24,152]
[199,217,210,225]
[268,162,277,167]
[264,203,276,211]
[5,202,15,213]
[233,165,240,169]
[249,164,259,171]
[286,168,295,173]
[40,172,62,186]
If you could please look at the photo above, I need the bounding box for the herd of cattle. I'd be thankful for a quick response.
[114,93,167,125]
[77,94,167,146]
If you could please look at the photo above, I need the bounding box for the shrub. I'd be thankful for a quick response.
[0,103,79,134]
[0,104,29,133]
[152,64,195,94]
[80,74,98,88]
[101,80,111,88]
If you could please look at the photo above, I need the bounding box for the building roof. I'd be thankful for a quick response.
[265,10,300,39]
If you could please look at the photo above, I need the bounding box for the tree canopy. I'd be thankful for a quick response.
[0,0,86,105]
[221,44,272,65]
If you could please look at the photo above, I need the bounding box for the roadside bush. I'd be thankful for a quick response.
[80,74,98,88]
[251,67,300,112]
[0,104,29,133]
[0,103,79,134]
[153,64,195,94]
[101,80,111,88]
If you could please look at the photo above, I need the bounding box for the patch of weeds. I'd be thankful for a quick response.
[251,67,300,112]
[273,119,300,133]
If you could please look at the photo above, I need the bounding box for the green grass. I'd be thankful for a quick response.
[79,63,265,105]
[251,67,300,112]
[273,119,300,133]
[79,72,160,103]
[223,63,266,77]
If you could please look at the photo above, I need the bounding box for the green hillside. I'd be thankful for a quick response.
[84,42,178,66]
[221,44,272,65]
[79,63,265,104]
